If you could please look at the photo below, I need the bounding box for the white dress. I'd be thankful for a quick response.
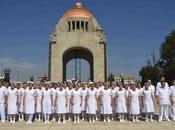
[71,89,82,114]
[18,88,25,113]
[66,89,72,113]
[51,88,56,113]
[142,89,154,113]
[55,89,67,113]
[116,89,127,113]
[100,89,112,114]
[7,88,18,114]
[36,89,42,113]
[86,89,97,114]
[81,88,87,111]
[129,89,140,115]
[24,89,36,114]
[111,88,117,112]
[42,89,52,114]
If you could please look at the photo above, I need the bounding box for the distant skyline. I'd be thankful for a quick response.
[0,0,175,81]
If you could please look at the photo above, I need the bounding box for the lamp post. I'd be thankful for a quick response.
[4,69,11,82]
[120,73,124,86]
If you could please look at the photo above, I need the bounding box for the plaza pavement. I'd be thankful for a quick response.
[0,120,175,130]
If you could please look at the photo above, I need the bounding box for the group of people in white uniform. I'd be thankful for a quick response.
[0,76,175,124]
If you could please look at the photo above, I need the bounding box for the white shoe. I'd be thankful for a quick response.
[167,119,171,121]
[92,120,95,123]
[158,119,162,122]
[107,119,110,123]
[104,119,106,123]
[1,120,5,123]
[57,120,60,124]
[89,120,92,123]
[19,118,23,122]
[132,119,136,122]
[150,119,154,122]
[146,119,148,122]
[73,120,76,123]
[28,121,32,124]
[47,120,50,123]
[63,120,66,124]
[136,119,139,122]
[44,121,47,124]
[77,120,80,123]
[81,118,84,121]
[12,120,15,123]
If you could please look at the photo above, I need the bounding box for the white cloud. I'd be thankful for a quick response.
[0,58,35,70]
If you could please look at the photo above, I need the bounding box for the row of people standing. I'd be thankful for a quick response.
[0,78,175,124]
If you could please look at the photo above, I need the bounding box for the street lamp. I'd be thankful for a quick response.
[120,73,124,86]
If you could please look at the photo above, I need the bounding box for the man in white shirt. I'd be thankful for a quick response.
[156,81,171,122]
[170,80,175,121]
[0,81,7,123]
[156,77,169,91]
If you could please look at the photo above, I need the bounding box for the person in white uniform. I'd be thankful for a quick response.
[35,83,42,121]
[86,82,97,123]
[6,83,19,123]
[116,84,127,122]
[111,82,118,121]
[24,82,36,124]
[141,82,154,122]
[95,82,102,121]
[80,82,87,121]
[55,84,67,123]
[71,84,82,123]
[156,81,171,122]
[42,83,53,123]
[100,83,112,123]
[170,80,175,121]
[156,77,169,94]
[129,84,141,122]
[0,81,7,123]
[18,82,27,121]
[66,83,73,121]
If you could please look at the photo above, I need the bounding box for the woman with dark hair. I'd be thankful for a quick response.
[6,82,19,123]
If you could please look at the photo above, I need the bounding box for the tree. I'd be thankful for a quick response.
[160,30,175,84]
[139,66,162,86]
[108,73,115,83]
[139,50,162,86]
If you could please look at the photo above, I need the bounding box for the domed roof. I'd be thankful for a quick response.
[63,2,93,19]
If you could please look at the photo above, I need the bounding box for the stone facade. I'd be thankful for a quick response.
[48,3,107,82]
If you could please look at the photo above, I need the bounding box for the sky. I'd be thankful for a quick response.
[0,0,175,81]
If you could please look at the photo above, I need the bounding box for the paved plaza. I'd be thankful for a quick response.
[0,120,175,130]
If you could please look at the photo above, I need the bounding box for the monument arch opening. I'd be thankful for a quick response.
[62,47,94,81]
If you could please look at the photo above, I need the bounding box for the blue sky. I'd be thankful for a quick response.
[0,0,175,81]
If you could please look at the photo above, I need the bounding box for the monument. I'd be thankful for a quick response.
[48,2,107,82]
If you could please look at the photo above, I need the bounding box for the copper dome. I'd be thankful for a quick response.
[63,2,93,19]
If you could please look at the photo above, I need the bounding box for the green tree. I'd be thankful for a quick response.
[160,30,175,84]
[139,50,162,85]
[108,73,115,83]
[139,66,162,86]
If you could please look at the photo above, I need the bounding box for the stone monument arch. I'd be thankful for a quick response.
[48,2,107,82]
